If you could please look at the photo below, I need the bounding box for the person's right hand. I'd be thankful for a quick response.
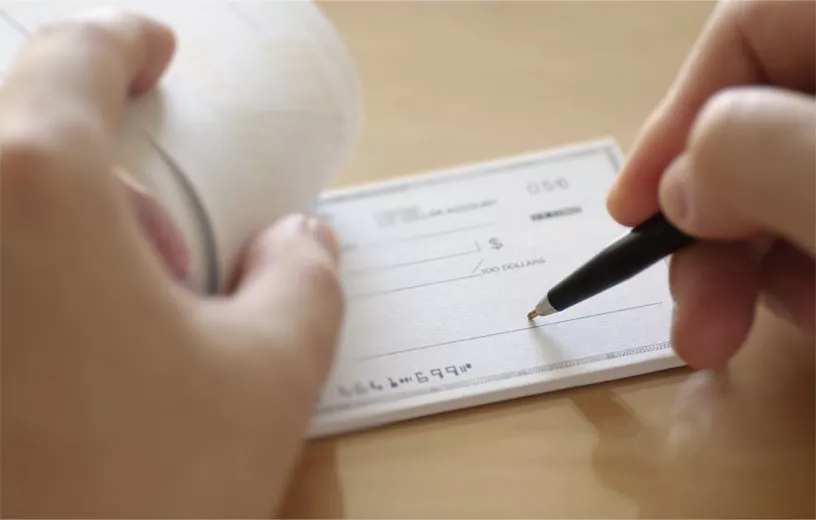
[606,0,815,369]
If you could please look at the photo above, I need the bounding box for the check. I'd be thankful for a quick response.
[310,139,683,438]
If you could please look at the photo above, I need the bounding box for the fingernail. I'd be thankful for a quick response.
[659,155,691,225]
[306,216,340,263]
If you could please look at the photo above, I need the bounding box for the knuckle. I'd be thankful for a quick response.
[0,132,66,232]
[0,114,101,181]
[34,14,123,46]
[0,130,61,191]
[729,0,769,33]
[0,124,106,233]
[693,88,742,140]
[713,0,762,33]
[33,18,98,46]
[30,10,142,63]
[686,88,747,179]
[716,0,748,17]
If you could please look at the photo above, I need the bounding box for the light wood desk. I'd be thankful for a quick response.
[281,2,816,517]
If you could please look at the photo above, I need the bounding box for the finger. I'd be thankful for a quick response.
[759,240,816,332]
[657,87,816,254]
[0,10,176,170]
[72,8,177,96]
[607,0,815,226]
[669,241,761,369]
[0,11,179,287]
[116,167,190,280]
[225,214,343,383]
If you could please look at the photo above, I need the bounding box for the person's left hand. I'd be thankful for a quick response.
[1,10,344,517]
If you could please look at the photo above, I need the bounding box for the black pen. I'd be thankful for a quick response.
[527,212,695,319]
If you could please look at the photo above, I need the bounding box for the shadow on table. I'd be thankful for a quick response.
[571,318,816,518]
[279,438,344,518]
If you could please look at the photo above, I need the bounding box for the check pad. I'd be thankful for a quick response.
[310,139,683,437]
[0,6,681,440]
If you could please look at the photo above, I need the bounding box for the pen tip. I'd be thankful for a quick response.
[527,309,538,320]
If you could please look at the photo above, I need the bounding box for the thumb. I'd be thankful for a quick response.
[225,214,344,381]
[657,86,816,254]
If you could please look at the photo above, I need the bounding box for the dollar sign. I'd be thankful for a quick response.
[489,238,503,250]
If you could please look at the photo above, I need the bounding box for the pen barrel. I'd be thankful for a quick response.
[548,213,694,310]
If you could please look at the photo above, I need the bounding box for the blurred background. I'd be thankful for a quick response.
[319,1,715,188]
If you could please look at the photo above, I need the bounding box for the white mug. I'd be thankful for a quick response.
[2,1,363,292]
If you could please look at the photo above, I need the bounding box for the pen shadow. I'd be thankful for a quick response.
[526,320,569,359]
[279,438,345,518]
[572,312,815,518]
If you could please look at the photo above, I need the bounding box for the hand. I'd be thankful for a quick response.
[606,0,815,369]
[0,10,343,517]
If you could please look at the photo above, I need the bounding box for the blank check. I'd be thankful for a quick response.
[310,139,684,437]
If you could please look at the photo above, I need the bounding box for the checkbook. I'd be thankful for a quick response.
[311,139,684,437]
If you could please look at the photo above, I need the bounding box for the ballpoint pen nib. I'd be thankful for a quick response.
[530,296,557,318]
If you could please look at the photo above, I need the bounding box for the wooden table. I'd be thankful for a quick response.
[281,2,816,517]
